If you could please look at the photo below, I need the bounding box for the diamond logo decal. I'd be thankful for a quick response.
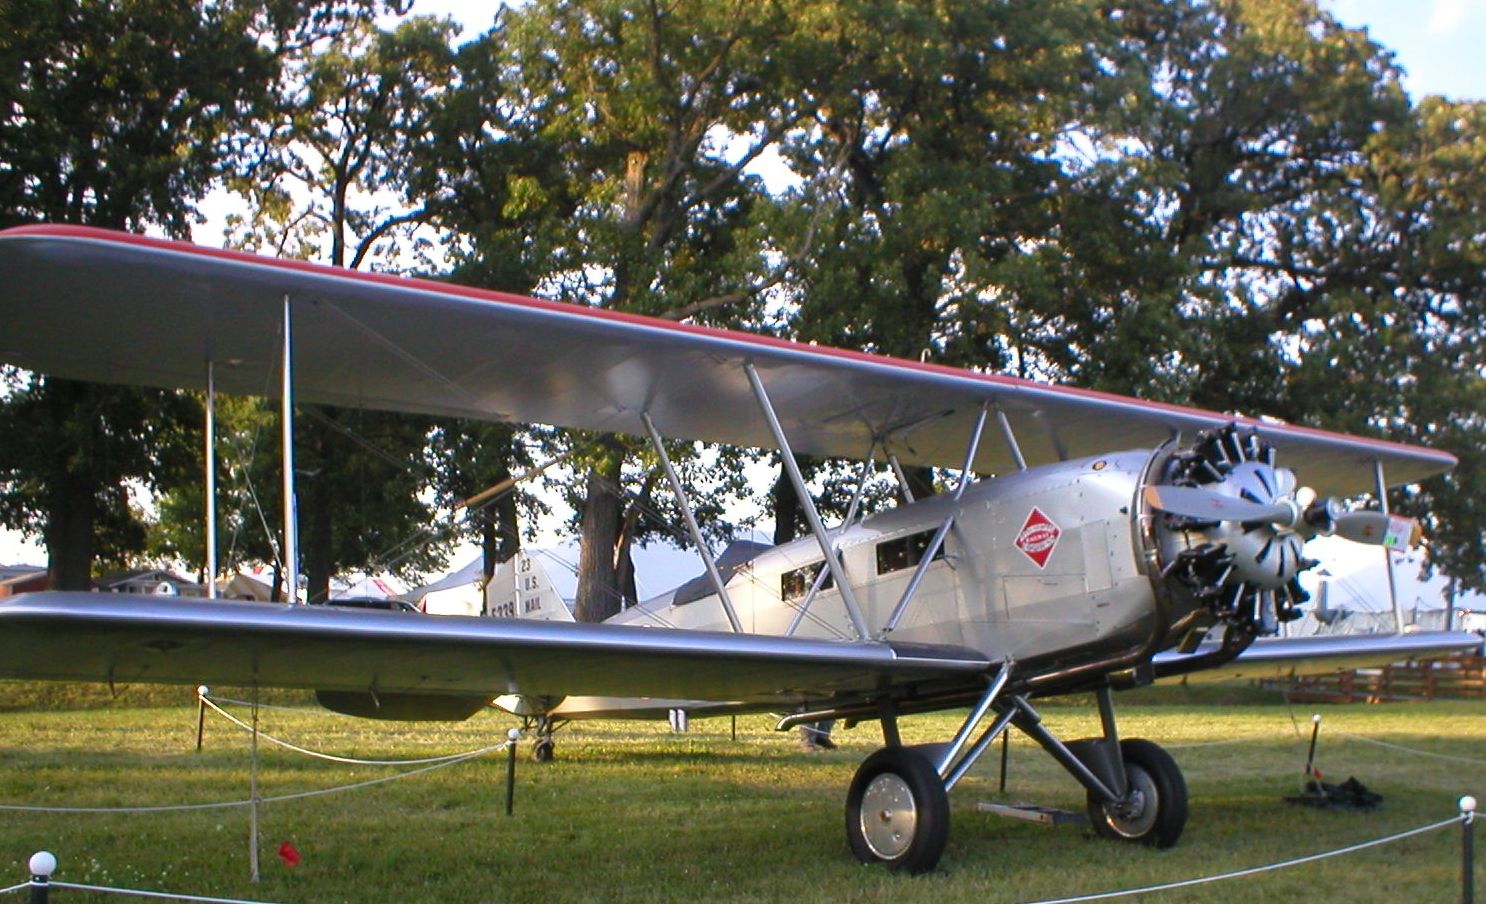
[1015,507,1062,569]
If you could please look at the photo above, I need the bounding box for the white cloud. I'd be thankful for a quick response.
[1427,0,1474,34]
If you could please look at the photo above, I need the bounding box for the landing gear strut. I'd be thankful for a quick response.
[521,715,563,763]
[842,677,1188,872]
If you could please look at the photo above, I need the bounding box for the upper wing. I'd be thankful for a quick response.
[0,593,990,705]
[1154,631,1481,683]
[0,225,1454,496]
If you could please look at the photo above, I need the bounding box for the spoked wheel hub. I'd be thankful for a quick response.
[859,773,918,860]
[845,746,950,874]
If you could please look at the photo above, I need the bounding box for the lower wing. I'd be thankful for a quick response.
[1154,630,1480,683]
[0,593,990,710]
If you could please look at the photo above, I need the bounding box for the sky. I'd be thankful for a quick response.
[4,2,1484,609]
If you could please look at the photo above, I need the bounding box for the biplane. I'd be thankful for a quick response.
[0,225,1476,873]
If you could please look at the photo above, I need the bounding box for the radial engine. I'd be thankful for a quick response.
[1149,425,1341,636]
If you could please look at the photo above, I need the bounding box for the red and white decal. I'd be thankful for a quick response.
[1015,507,1062,569]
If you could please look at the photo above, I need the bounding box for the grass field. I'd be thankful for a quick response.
[0,682,1480,903]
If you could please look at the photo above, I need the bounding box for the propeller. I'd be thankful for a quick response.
[1143,484,1419,548]
[1331,509,1424,548]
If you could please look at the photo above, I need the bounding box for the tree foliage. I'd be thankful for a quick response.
[0,0,314,587]
[4,0,1485,604]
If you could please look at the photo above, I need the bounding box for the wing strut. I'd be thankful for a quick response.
[1373,459,1404,635]
[641,412,743,633]
[995,404,1028,471]
[281,295,300,603]
[881,403,989,636]
[886,451,916,502]
[785,443,877,638]
[745,364,871,641]
[204,359,218,599]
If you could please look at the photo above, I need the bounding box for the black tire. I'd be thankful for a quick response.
[845,746,950,874]
[1086,738,1187,848]
[531,737,555,763]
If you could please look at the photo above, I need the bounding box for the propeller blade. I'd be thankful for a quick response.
[1143,484,1291,524]
[1333,511,1422,548]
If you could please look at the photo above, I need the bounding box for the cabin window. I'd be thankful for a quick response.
[780,563,833,602]
[876,529,944,575]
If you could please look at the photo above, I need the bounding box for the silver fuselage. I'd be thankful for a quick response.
[608,450,1160,665]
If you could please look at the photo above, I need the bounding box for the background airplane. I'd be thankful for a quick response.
[0,225,1475,873]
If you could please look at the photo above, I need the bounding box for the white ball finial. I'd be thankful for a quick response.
[1461,795,1478,815]
[28,851,56,878]
[1311,713,1321,724]
[197,685,210,697]
[507,728,522,742]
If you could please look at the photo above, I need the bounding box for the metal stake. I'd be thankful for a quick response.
[248,690,261,883]
[195,686,208,752]
[1463,795,1477,904]
[998,728,1010,792]
[1303,713,1322,784]
[26,851,54,904]
[505,729,520,817]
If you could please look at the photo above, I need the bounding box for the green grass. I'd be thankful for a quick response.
[0,684,1480,903]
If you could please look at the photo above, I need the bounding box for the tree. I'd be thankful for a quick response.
[0,0,306,588]
[426,0,813,621]
[219,10,460,602]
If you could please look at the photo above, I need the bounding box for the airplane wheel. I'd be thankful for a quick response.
[1087,739,1187,848]
[531,737,555,763]
[845,746,949,874]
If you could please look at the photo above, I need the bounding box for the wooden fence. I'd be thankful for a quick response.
[1274,653,1486,703]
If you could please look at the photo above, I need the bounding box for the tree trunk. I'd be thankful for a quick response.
[573,438,626,623]
[42,379,96,591]
[771,457,805,545]
[901,465,936,503]
[45,461,96,591]
[300,417,333,604]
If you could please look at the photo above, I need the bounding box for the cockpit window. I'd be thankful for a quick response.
[875,528,944,575]
[780,563,833,602]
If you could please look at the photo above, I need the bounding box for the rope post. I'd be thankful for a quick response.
[27,852,54,904]
[248,692,261,883]
[196,686,210,752]
[1464,795,1477,904]
[1303,714,1322,786]
[505,728,521,817]
[998,727,1010,793]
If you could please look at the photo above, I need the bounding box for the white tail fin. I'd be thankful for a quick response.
[412,550,574,621]
[483,551,574,621]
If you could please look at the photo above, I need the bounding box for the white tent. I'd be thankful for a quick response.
[406,551,572,621]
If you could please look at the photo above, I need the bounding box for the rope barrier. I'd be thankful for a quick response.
[199,695,361,718]
[1165,731,1284,749]
[200,695,506,766]
[1337,732,1486,767]
[1019,814,1465,904]
[46,880,287,903]
[0,882,29,895]
[0,741,509,814]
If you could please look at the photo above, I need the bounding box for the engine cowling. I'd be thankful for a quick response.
[1152,425,1314,635]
